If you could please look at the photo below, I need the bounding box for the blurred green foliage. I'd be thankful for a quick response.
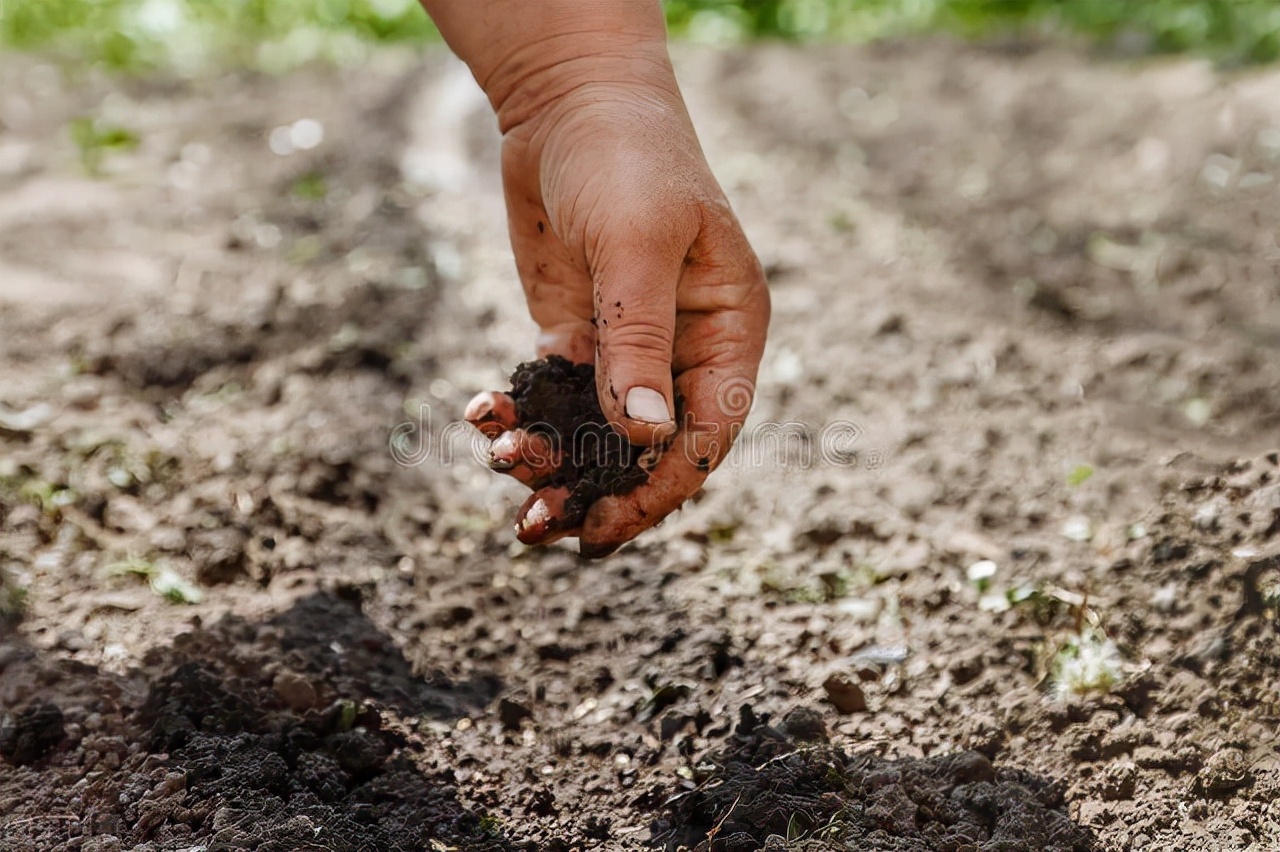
[665,0,1280,64]
[69,116,139,174]
[0,0,437,72]
[1,0,1279,72]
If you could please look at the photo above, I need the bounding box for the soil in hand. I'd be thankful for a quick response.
[508,355,652,527]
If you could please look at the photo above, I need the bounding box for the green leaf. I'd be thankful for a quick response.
[1066,463,1095,487]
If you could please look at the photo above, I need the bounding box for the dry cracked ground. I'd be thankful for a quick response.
[1,39,1279,852]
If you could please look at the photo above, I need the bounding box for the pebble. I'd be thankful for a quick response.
[1061,515,1093,542]
[1197,747,1251,794]
[272,671,317,712]
[780,707,828,741]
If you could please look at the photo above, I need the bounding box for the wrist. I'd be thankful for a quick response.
[486,40,678,134]
[421,0,676,133]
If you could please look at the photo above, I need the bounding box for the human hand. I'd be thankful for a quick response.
[466,59,769,557]
[419,1,768,555]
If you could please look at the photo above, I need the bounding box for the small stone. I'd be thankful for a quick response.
[1150,582,1179,614]
[273,671,317,712]
[1192,502,1220,532]
[1061,515,1093,542]
[823,675,868,714]
[81,837,122,852]
[780,707,827,741]
[848,643,910,668]
[1196,748,1252,795]
[0,403,53,433]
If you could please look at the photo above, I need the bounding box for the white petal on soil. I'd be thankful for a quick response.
[967,559,998,584]
[1061,515,1093,542]
[836,597,882,622]
[150,569,204,604]
[1053,632,1125,698]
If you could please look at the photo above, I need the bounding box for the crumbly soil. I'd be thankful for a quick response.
[2,39,1280,852]
[507,356,650,528]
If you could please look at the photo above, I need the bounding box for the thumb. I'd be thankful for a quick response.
[591,237,687,445]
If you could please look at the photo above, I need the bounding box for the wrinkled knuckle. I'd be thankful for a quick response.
[601,318,673,357]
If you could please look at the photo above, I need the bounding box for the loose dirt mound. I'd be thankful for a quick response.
[0,592,507,851]
[658,707,1093,851]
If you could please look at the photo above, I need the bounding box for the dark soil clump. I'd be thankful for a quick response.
[508,355,651,525]
[657,708,1096,852]
[135,661,513,851]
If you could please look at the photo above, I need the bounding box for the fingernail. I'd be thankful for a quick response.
[466,398,493,422]
[518,498,551,536]
[625,387,672,424]
[489,433,519,470]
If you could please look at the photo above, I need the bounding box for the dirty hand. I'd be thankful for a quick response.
[425,0,769,556]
